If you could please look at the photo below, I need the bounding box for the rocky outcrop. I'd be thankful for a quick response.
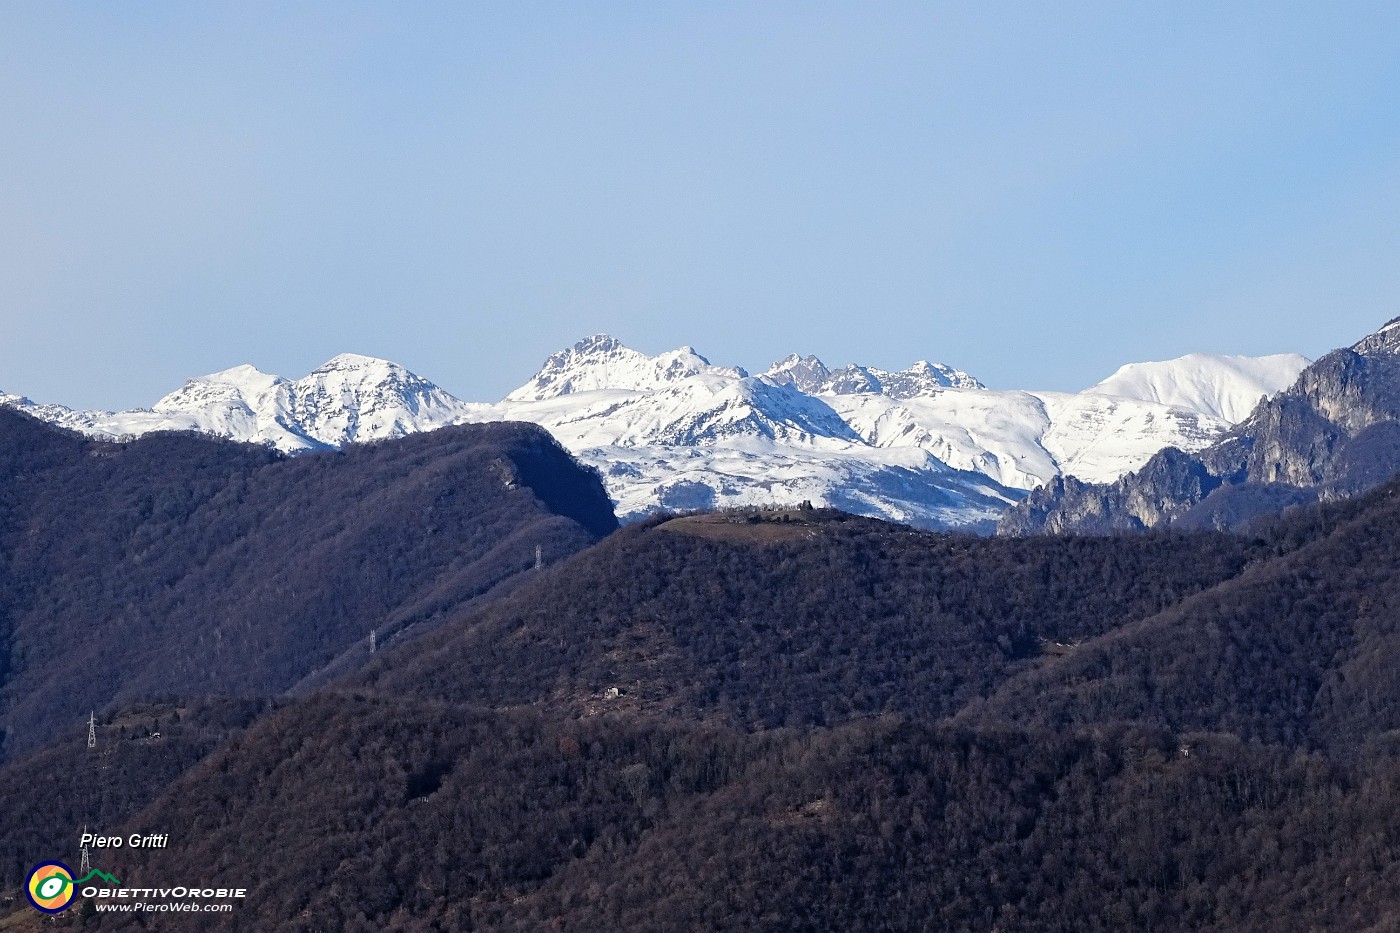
[1000,318,1400,534]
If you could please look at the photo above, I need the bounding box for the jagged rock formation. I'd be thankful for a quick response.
[1000,318,1400,534]
[762,353,984,396]
[506,335,748,400]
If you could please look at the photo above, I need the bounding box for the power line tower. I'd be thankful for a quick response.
[79,826,90,877]
[535,544,543,570]
[369,629,376,654]
[87,712,96,749]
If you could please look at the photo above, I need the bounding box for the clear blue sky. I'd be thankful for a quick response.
[2,2,1399,409]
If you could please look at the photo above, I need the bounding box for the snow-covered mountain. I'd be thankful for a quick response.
[506,334,747,401]
[763,354,983,397]
[1,336,1309,531]
[4,354,468,451]
[461,343,1016,528]
[1001,320,1400,534]
[1084,353,1310,422]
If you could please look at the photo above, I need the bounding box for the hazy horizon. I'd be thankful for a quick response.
[3,3,1398,409]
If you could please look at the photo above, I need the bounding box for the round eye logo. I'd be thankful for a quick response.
[26,862,76,913]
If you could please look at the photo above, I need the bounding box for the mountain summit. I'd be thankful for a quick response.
[29,353,472,451]
[1,335,1308,530]
[763,354,983,397]
[284,353,465,446]
[1001,320,1400,534]
[505,334,747,401]
[1083,353,1310,422]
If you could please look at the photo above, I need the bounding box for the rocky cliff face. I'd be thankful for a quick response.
[1000,319,1400,534]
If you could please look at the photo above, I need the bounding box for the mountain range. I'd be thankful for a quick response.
[8,326,1400,930]
[1,336,1308,530]
[1002,317,1400,534]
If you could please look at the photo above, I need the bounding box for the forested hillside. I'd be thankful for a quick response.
[42,697,1400,932]
[7,439,1400,930]
[359,509,1271,727]
[968,479,1400,754]
[0,698,269,894]
[0,409,616,759]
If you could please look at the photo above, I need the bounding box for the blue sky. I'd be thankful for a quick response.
[2,2,1399,408]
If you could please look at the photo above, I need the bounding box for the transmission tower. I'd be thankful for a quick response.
[87,712,96,749]
[79,826,90,877]
[369,629,377,654]
[535,544,543,570]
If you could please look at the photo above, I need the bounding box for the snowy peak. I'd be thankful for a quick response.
[317,352,395,369]
[762,354,838,395]
[53,354,474,452]
[153,364,286,414]
[1083,352,1309,423]
[506,334,747,402]
[763,354,898,395]
[286,354,468,447]
[513,337,982,404]
[875,360,984,397]
[298,353,433,395]
[763,354,982,398]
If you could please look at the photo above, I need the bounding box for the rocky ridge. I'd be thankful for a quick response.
[1000,319,1400,534]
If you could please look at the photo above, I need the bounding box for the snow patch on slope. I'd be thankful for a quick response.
[577,443,1015,530]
